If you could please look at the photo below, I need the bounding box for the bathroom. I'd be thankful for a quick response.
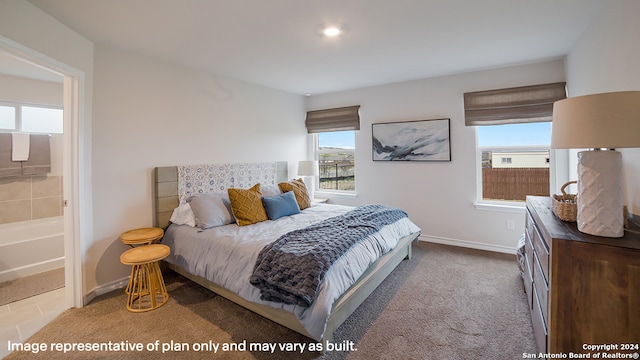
[0,63,65,305]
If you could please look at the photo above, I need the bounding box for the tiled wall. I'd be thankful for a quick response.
[0,175,62,225]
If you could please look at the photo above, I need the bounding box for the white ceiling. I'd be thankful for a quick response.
[11,0,604,94]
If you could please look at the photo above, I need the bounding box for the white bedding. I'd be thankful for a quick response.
[161,203,421,340]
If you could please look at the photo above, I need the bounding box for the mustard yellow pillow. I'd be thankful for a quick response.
[228,183,268,226]
[278,178,311,210]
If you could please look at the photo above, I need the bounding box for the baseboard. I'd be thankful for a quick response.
[83,276,129,305]
[418,234,516,255]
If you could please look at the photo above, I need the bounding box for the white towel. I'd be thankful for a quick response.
[12,133,30,161]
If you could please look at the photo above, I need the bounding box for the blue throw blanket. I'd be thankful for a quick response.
[249,204,408,307]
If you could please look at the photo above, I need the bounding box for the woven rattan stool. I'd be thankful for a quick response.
[120,227,164,247]
[120,244,170,312]
[120,227,164,295]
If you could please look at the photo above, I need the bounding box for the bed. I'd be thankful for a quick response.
[152,161,421,345]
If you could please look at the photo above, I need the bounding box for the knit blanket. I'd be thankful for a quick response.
[249,204,408,307]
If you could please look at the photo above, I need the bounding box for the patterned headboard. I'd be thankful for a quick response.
[153,161,288,229]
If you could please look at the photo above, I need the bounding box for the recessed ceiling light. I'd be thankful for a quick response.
[323,26,341,37]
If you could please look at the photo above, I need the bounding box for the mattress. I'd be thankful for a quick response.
[161,203,421,340]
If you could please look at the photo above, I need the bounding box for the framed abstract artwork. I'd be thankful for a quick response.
[372,118,451,161]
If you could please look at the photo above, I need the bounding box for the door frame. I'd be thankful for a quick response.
[0,35,85,308]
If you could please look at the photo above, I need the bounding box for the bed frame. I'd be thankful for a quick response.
[152,162,419,345]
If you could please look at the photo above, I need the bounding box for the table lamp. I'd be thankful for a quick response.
[551,91,640,237]
[298,160,319,200]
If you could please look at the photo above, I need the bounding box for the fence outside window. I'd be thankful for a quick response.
[482,167,550,201]
[319,162,355,191]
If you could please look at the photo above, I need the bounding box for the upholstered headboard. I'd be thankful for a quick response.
[152,161,288,229]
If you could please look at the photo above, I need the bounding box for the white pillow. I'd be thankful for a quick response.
[169,203,196,227]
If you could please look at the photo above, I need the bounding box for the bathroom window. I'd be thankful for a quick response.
[0,102,63,134]
[0,105,16,130]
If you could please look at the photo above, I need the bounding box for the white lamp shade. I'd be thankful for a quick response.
[297,160,319,176]
[551,91,640,149]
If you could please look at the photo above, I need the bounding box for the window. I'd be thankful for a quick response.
[306,105,360,193]
[22,106,63,133]
[478,123,551,202]
[0,102,63,134]
[317,131,355,191]
[464,82,566,204]
[0,105,16,130]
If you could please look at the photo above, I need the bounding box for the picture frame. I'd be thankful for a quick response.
[372,118,451,161]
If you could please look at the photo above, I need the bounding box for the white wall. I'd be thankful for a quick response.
[565,0,640,216]
[307,60,565,253]
[89,45,306,294]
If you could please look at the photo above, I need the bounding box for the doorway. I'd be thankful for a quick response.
[0,36,83,309]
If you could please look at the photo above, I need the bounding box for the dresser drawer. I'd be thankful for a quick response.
[532,283,548,353]
[533,251,548,323]
[531,223,549,283]
[525,211,534,241]
[523,252,533,310]
[525,232,534,277]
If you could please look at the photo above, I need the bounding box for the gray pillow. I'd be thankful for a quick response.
[188,191,235,229]
[261,184,282,197]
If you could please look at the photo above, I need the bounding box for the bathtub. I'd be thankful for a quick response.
[0,216,64,283]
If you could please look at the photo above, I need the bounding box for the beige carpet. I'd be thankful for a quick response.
[4,242,535,359]
[0,268,65,306]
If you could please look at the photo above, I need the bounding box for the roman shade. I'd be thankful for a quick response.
[305,105,360,133]
[464,82,566,126]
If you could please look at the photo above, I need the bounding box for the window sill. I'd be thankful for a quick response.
[315,190,358,200]
[474,201,526,214]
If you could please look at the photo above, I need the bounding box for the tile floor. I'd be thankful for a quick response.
[0,288,67,358]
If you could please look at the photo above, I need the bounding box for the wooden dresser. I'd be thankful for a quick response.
[524,196,640,353]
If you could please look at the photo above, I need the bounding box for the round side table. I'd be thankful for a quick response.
[120,244,170,312]
[120,227,164,247]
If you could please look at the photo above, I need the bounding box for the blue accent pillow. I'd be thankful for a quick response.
[262,191,301,220]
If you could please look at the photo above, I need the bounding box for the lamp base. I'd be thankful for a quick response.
[576,150,624,238]
[301,176,315,201]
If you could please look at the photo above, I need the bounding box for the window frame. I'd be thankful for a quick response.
[474,127,561,211]
[0,101,63,134]
[312,131,358,198]
[0,102,20,131]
